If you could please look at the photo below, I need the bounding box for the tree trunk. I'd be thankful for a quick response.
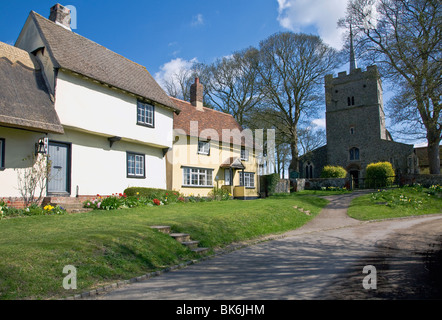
[427,138,441,174]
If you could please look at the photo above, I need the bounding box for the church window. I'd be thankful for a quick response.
[305,162,314,178]
[348,96,355,106]
[349,147,360,161]
[350,127,355,135]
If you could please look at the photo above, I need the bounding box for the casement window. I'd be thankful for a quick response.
[240,147,249,161]
[183,167,213,187]
[349,147,360,161]
[127,152,145,178]
[137,101,154,127]
[198,141,210,155]
[240,172,255,188]
[0,138,4,169]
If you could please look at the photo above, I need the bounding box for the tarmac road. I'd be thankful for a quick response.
[94,192,442,300]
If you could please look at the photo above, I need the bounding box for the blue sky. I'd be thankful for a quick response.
[0,0,426,146]
[0,0,348,83]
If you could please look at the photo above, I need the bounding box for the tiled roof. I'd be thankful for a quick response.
[0,42,64,134]
[171,97,252,146]
[30,12,179,113]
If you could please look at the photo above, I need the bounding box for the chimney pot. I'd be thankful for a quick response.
[190,78,204,111]
[49,4,72,30]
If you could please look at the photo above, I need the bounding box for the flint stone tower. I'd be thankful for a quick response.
[300,38,417,181]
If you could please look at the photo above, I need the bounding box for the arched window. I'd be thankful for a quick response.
[305,162,314,178]
[349,147,360,161]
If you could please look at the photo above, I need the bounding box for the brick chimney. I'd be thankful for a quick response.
[49,4,71,30]
[190,78,204,111]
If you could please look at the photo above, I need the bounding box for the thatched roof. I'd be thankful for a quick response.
[0,42,64,134]
[29,12,179,113]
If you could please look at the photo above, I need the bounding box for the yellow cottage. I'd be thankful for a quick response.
[166,78,260,200]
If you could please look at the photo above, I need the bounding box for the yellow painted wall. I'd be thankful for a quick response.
[167,134,259,198]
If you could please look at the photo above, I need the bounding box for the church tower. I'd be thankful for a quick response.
[323,32,407,180]
[299,30,416,182]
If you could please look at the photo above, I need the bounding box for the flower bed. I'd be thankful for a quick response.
[1,199,67,219]
[83,187,232,211]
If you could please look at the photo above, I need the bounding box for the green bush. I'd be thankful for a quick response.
[124,187,180,201]
[365,162,395,187]
[263,173,280,196]
[320,165,347,178]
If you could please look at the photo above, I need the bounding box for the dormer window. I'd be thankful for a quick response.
[137,101,154,128]
[241,147,249,161]
[198,140,210,155]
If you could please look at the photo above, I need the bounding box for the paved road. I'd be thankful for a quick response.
[95,192,442,300]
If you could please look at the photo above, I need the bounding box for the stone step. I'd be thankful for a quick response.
[150,226,171,234]
[191,247,209,254]
[170,233,191,243]
[181,240,200,250]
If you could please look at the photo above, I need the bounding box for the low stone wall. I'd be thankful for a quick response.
[399,174,442,187]
[274,179,290,193]
[294,178,350,191]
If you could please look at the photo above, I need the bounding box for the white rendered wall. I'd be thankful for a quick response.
[49,129,167,196]
[55,70,174,149]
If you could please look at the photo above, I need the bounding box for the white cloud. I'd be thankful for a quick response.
[191,13,204,27]
[277,0,348,49]
[155,57,198,90]
[312,118,326,129]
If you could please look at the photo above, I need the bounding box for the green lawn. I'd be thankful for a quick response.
[0,194,328,300]
[348,186,442,220]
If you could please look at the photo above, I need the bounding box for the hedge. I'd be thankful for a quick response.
[320,165,347,178]
[123,187,180,200]
[365,162,395,187]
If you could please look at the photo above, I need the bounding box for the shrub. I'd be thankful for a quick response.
[320,165,347,178]
[261,173,280,196]
[208,187,232,201]
[365,162,395,187]
[124,187,180,201]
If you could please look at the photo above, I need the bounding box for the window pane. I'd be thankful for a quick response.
[0,139,3,167]
[127,154,135,175]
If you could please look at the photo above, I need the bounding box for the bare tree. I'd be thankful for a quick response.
[204,47,263,127]
[257,32,341,174]
[342,0,441,173]
[16,154,51,207]
[298,125,326,156]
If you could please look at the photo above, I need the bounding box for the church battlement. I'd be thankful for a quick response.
[325,65,380,86]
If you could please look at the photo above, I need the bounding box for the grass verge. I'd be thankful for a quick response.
[0,193,327,300]
[348,186,442,221]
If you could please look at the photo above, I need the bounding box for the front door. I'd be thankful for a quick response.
[350,170,359,188]
[48,142,70,195]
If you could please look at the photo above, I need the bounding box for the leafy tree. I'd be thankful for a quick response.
[204,47,263,127]
[341,0,441,173]
[257,32,341,174]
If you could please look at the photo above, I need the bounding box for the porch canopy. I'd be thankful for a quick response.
[220,157,245,170]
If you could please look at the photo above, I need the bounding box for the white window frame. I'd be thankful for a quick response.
[127,152,145,178]
[240,147,249,161]
[183,167,213,187]
[198,141,210,155]
[0,138,4,169]
[240,172,255,188]
[137,101,155,127]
